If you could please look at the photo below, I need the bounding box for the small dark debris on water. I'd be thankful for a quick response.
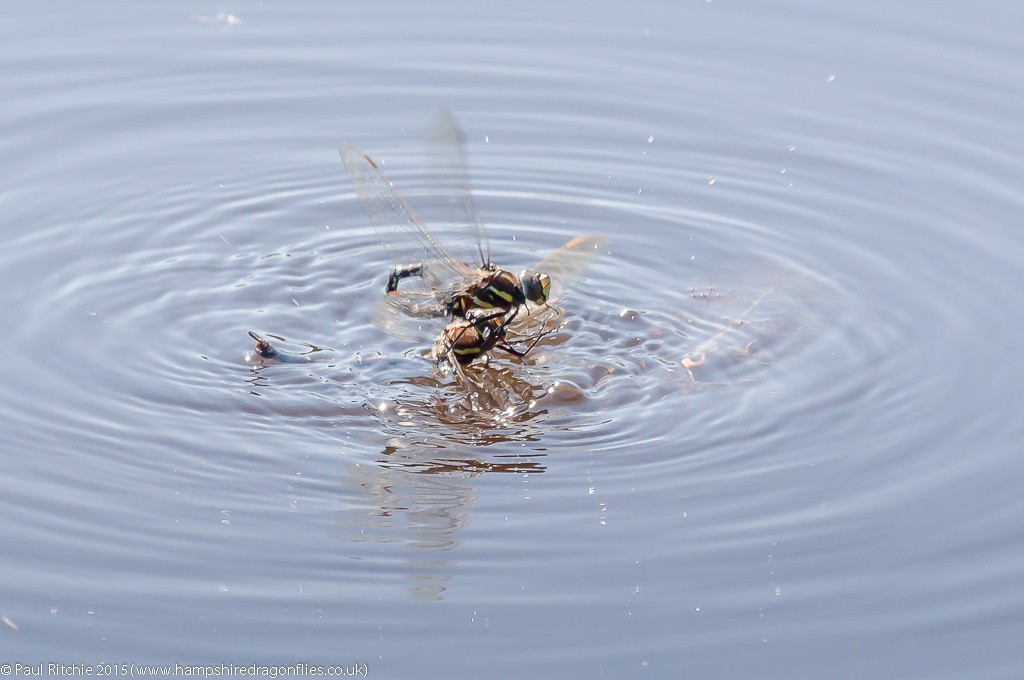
[247,331,312,364]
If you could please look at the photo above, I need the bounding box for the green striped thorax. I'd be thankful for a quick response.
[451,267,550,316]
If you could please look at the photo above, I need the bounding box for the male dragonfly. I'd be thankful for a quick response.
[340,109,606,348]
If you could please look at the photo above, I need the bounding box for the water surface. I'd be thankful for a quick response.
[2,1,1023,677]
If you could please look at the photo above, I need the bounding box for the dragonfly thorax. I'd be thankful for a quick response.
[461,268,527,311]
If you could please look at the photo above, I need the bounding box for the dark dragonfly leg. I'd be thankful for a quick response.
[434,322,477,366]
[435,308,509,366]
[496,310,559,359]
[386,262,424,293]
[496,303,519,327]
[497,326,550,359]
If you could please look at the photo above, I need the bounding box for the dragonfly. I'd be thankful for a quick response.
[431,307,557,370]
[340,109,606,350]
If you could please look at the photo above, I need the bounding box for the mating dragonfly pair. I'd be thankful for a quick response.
[341,110,605,371]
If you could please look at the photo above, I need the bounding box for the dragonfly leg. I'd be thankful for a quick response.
[434,320,482,366]
[386,262,424,293]
[498,318,556,359]
[436,309,509,366]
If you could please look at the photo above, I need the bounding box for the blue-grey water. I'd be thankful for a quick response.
[3,0,1023,677]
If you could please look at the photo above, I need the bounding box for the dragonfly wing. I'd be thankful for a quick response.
[341,144,477,291]
[427,109,491,268]
[532,233,608,303]
[370,292,447,342]
[503,234,607,336]
[505,303,564,338]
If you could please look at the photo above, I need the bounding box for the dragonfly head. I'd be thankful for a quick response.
[520,270,551,304]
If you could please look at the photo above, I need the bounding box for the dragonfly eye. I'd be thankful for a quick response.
[521,270,551,304]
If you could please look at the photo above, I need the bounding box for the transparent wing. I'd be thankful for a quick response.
[427,109,491,268]
[532,233,608,303]
[370,292,448,342]
[507,233,608,336]
[340,144,477,293]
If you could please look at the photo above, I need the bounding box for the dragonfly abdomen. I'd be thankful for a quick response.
[386,263,425,294]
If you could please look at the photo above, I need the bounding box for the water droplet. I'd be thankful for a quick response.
[548,380,585,405]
